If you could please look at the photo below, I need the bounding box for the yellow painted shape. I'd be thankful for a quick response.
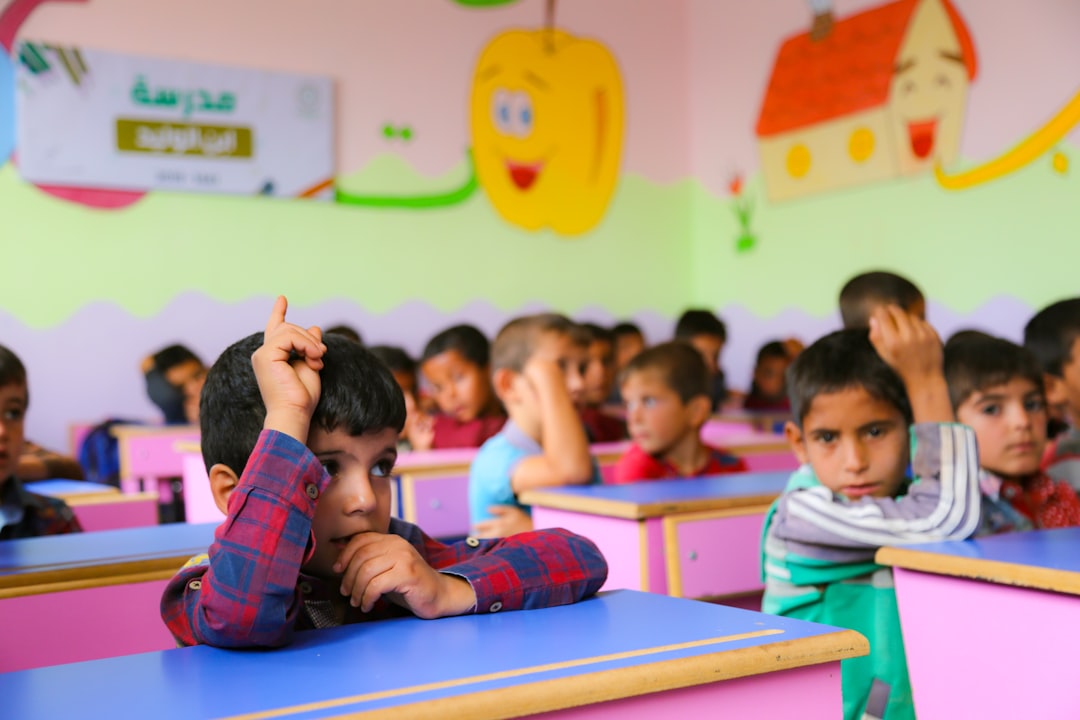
[1053,152,1069,174]
[786,144,811,178]
[848,128,875,163]
[469,28,625,236]
[936,89,1080,190]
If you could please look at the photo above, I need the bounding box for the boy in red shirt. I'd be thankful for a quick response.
[613,342,746,483]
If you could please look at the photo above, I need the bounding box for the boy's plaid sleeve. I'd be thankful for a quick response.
[160,430,327,648]
[410,523,608,614]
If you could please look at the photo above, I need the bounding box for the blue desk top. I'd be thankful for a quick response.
[521,471,791,519]
[0,590,865,720]
[0,522,218,589]
[24,479,119,497]
[877,527,1080,596]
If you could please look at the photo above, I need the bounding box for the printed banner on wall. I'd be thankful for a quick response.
[15,42,334,198]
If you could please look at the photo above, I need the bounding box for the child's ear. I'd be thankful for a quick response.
[493,368,516,403]
[209,463,240,516]
[687,395,712,426]
[783,420,810,465]
[1044,373,1067,407]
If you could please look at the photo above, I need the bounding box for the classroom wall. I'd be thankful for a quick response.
[2,0,1078,451]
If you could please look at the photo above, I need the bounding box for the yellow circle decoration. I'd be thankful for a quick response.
[849,128,875,163]
[1052,152,1068,174]
[786,144,811,178]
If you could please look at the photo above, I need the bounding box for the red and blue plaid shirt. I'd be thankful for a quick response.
[161,430,607,648]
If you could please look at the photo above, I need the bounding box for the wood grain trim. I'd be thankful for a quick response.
[109,424,200,439]
[220,628,868,720]
[520,491,782,521]
[517,491,641,519]
[58,491,159,507]
[664,507,772,600]
[876,546,1080,596]
[399,474,419,524]
[0,553,199,596]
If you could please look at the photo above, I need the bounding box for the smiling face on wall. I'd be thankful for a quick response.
[469,28,624,236]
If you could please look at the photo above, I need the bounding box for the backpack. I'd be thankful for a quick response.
[77,419,144,487]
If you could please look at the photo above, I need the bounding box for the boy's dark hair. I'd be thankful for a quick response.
[787,329,912,428]
[325,325,363,345]
[421,324,490,368]
[368,345,416,376]
[612,321,643,340]
[200,333,406,474]
[152,344,203,373]
[623,341,709,403]
[0,344,28,403]
[756,340,789,366]
[580,323,615,347]
[838,271,924,329]
[491,313,587,373]
[674,310,726,342]
[945,332,1045,410]
[1024,298,1080,377]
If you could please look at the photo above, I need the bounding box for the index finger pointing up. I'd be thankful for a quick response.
[265,295,289,336]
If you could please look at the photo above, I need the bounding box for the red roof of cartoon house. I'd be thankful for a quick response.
[756,0,977,137]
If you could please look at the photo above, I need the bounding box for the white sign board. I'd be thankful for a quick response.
[16,42,334,198]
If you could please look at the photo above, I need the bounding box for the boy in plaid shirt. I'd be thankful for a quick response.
[161,298,607,648]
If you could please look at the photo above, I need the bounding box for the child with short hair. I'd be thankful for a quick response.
[578,323,626,443]
[142,343,206,425]
[945,331,1080,533]
[369,345,422,451]
[613,342,746,484]
[742,340,796,412]
[762,306,980,720]
[608,321,646,404]
[838,270,925,330]
[160,298,606,648]
[1025,298,1080,490]
[674,308,732,410]
[0,344,82,540]
[468,314,598,538]
[415,325,505,451]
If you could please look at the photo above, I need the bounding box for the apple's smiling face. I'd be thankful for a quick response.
[469,28,624,235]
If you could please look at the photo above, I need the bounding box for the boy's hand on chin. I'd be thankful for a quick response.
[333,533,477,618]
[253,296,327,442]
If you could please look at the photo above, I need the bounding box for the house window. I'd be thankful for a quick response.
[849,128,875,163]
[786,144,811,178]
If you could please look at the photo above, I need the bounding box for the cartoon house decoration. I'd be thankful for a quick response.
[469,18,625,236]
[755,0,977,202]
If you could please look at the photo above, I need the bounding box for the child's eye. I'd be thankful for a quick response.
[2,408,23,422]
[816,431,836,444]
[865,425,887,438]
[320,460,340,478]
[642,396,657,408]
[980,404,1001,416]
[371,460,395,478]
[1024,397,1046,413]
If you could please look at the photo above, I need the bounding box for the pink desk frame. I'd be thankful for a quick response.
[26,479,158,531]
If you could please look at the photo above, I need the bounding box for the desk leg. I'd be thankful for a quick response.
[895,567,1080,719]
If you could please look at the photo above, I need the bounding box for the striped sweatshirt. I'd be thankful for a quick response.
[761,422,980,720]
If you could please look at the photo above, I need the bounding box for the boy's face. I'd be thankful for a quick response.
[754,356,790,399]
[614,333,645,371]
[532,331,588,404]
[166,359,207,424]
[583,339,615,406]
[0,382,26,480]
[956,377,1047,480]
[1045,337,1080,422]
[303,426,398,581]
[420,349,494,423]
[688,333,723,376]
[786,386,909,500]
[622,369,703,456]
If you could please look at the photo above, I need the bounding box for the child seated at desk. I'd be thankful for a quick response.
[413,324,506,451]
[578,323,626,443]
[1025,298,1080,489]
[469,314,598,538]
[369,345,421,451]
[607,321,646,404]
[0,344,82,540]
[160,299,606,648]
[762,306,980,720]
[613,342,746,484]
[945,331,1080,532]
[742,340,799,412]
[675,309,735,410]
[838,270,925,330]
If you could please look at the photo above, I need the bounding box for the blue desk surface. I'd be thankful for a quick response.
[877,527,1080,596]
[520,471,791,519]
[0,590,865,720]
[0,522,218,589]
[23,479,119,497]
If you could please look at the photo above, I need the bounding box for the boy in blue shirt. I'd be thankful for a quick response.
[762,305,980,720]
[469,314,597,537]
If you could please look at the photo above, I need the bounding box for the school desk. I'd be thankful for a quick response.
[710,409,791,434]
[0,521,218,673]
[111,423,200,501]
[521,472,790,603]
[25,478,159,531]
[876,528,1080,719]
[0,589,867,719]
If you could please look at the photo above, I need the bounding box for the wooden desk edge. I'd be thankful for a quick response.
[262,628,867,720]
[522,491,782,521]
[876,546,1080,596]
[111,424,200,439]
[0,554,195,598]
